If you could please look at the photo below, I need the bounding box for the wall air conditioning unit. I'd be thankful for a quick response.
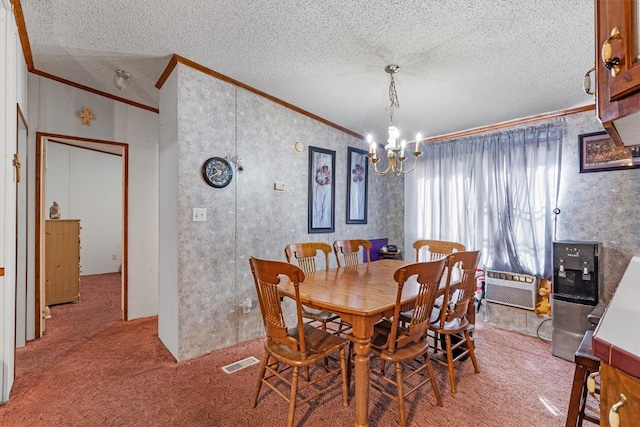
[484,270,538,310]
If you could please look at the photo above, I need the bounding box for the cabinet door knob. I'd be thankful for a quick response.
[609,393,627,427]
[601,27,621,77]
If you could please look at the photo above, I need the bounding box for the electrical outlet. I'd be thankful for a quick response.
[112,254,117,260]
[192,208,207,222]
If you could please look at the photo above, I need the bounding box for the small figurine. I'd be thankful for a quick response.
[534,279,552,316]
[49,201,60,219]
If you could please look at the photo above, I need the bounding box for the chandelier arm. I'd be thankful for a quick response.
[395,154,421,175]
[370,157,393,176]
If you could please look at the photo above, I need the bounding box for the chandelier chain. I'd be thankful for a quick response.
[387,73,399,124]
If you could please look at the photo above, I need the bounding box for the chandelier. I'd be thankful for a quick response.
[367,64,422,176]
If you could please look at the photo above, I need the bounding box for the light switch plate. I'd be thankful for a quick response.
[192,208,207,221]
[274,181,285,191]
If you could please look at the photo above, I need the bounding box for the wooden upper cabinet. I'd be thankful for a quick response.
[596,0,640,145]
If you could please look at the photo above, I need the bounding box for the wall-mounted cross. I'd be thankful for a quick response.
[77,107,96,126]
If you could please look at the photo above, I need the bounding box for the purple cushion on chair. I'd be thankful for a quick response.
[369,238,388,262]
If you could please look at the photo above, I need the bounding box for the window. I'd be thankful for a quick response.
[405,122,562,278]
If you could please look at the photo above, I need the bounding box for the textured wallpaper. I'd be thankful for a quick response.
[173,65,403,359]
[556,112,640,302]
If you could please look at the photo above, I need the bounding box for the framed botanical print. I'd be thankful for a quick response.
[308,146,335,233]
[346,147,368,224]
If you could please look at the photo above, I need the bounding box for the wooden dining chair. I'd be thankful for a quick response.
[332,239,372,267]
[332,239,372,373]
[249,257,349,427]
[413,239,465,262]
[426,250,481,394]
[368,259,446,427]
[284,242,341,332]
[399,239,464,328]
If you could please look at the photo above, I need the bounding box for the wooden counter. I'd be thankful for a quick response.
[593,256,640,377]
[592,256,640,426]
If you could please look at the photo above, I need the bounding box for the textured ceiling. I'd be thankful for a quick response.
[19,0,596,141]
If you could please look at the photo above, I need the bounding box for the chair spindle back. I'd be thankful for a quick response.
[413,239,466,262]
[333,239,372,267]
[284,242,331,273]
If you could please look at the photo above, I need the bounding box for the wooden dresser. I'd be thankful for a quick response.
[45,219,81,305]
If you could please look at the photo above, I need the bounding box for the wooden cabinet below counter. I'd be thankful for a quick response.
[593,256,640,426]
[45,219,81,305]
[600,362,640,427]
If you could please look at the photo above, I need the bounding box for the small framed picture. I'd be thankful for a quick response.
[579,131,640,173]
[308,146,335,233]
[346,147,368,224]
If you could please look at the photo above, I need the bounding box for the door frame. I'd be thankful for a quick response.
[15,105,28,349]
[34,132,129,337]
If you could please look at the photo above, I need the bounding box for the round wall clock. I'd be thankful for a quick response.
[202,157,233,188]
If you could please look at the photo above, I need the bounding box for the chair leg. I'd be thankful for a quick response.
[287,367,299,427]
[464,330,480,373]
[577,372,590,426]
[395,363,407,427]
[320,320,330,368]
[340,347,349,407]
[433,331,441,353]
[444,335,457,394]
[346,341,353,392]
[566,364,588,427]
[251,353,269,408]
[424,356,443,407]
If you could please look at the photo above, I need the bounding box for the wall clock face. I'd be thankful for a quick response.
[202,157,233,188]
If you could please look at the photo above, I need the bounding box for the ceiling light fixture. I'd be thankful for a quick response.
[367,64,422,176]
[113,70,131,90]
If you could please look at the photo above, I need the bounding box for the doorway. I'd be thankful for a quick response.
[34,132,128,337]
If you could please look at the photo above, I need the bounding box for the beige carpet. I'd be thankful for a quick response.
[1,273,580,426]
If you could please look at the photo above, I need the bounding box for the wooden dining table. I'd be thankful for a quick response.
[278,259,420,427]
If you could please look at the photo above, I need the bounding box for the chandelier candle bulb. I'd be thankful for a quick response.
[415,133,422,153]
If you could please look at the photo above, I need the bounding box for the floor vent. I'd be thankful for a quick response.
[221,356,260,374]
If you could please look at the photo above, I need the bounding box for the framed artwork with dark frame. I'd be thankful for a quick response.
[579,131,640,173]
[308,146,336,233]
[346,147,368,224]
